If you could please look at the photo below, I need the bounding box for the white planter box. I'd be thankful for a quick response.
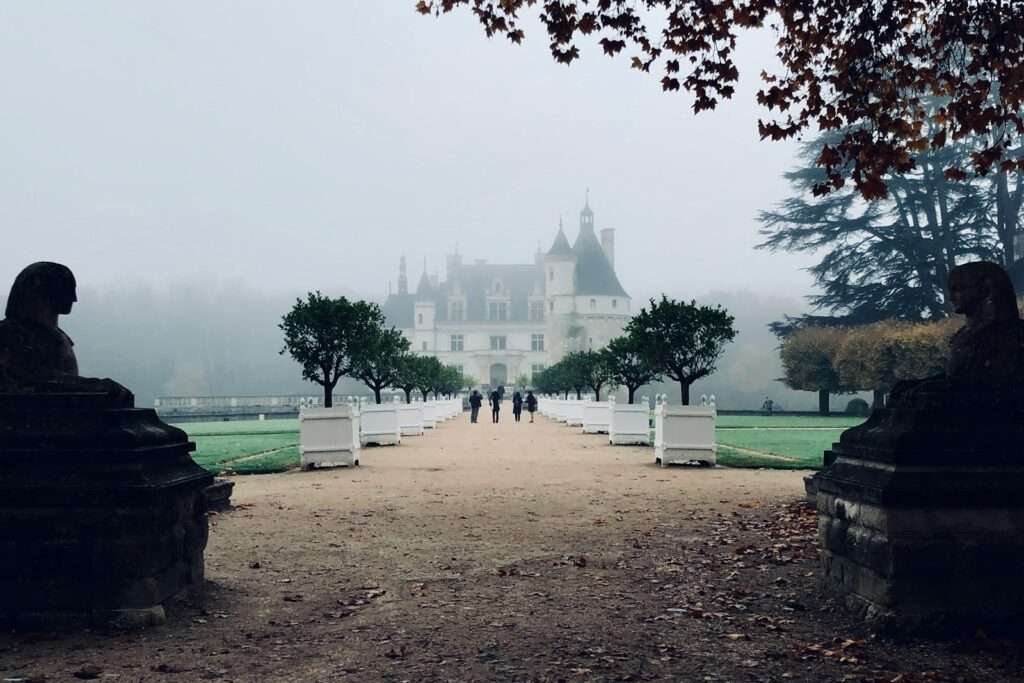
[360,403,401,446]
[299,406,360,469]
[397,403,424,436]
[583,402,611,434]
[565,400,585,427]
[654,405,716,466]
[609,402,652,445]
[422,401,437,429]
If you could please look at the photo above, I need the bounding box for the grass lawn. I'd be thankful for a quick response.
[170,419,300,475]
[714,415,863,469]
[717,414,865,429]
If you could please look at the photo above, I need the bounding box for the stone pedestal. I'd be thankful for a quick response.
[0,393,213,630]
[816,397,1024,633]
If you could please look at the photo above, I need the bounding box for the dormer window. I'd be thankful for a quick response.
[493,279,503,294]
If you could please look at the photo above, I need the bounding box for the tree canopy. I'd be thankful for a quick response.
[418,0,1024,198]
[628,296,737,405]
[760,127,1022,325]
[605,334,662,404]
[351,323,410,404]
[778,325,854,415]
[279,293,378,408]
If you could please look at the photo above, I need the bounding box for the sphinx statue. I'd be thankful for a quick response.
[0,263,212,630]
[0,262,132,405]
[816,261,1024,633]
[836,261,1024,453]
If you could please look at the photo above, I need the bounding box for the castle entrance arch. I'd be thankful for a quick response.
[489,363,508,388]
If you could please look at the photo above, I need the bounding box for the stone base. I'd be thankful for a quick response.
[0,393,212,630]
[204,478,235,511]
[817,442,1024,634]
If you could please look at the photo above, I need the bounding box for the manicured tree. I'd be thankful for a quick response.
[415,356,444,401]
[836,319,962,409]
[834,322,905,409]
[438,365,464,398]
[628,296,737,405]
[279,292,375,408]
[605,334,662,405]
[779,326,854,415]
[580,349,615,401]
[560,351,592,400]
[392,352,428,403]
[351,322,410,404]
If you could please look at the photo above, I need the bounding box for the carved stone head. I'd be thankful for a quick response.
[5,262,77,322]
[948,262,1019,323]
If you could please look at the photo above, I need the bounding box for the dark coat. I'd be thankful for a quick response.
[469,392,483,408]
[489,391,501,409]
[525,393,538,412]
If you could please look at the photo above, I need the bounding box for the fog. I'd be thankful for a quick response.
[0,2,827,409]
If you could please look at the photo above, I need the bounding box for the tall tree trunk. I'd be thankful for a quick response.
[628,386,636,404]
[323,379,334,408]
[420,389,429,401]
[680,380,691,406]
[404,389,412,403]
[374,387,382,404]
[872,388,885,410]
[818,389,830,416]
[576,389,582,400]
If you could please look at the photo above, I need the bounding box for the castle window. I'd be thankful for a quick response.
[590,298,597,310]
[612,299,617,309]
[450,300,464,321]
[418,313,423,324]
[493,279,503,294]
[531,364,545,378]
[488,302,507,321]
[490,336,507,351]
[450,334,464,351]
[549,269,554,281]
[529,301,545,322]
[422,341,428,351]
[549,300,554,313]
[531,334,545,352]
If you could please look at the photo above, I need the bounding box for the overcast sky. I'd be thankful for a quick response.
[0,2,816,303]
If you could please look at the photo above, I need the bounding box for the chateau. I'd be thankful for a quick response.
[382,198,632,388]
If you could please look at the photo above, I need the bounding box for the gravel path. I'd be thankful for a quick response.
[3,414,1020,682]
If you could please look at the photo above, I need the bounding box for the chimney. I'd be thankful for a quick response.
[600,228,615,269]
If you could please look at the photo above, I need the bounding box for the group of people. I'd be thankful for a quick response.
[468,386,538,424]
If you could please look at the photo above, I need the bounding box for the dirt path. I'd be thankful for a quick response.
[2,414,1021,682]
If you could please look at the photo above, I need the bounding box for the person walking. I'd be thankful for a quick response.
[469,390,483,423]
[512,391,523,423]
[489,388,501,423]
[525,390,537,423]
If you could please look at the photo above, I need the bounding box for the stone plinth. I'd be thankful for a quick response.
[816,396,1024,633]
[0,392,213,630]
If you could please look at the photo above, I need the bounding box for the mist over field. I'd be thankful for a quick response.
[0,282,824,411]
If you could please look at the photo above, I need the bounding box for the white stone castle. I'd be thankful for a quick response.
[382,198,632,388]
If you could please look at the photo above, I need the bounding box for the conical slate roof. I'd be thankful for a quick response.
[572,225,628,297]
[547,225,574,257]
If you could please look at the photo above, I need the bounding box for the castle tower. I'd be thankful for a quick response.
[543,217,578,362]
[398,255,408,295]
